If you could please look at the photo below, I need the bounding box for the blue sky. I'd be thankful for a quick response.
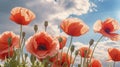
[71,0,120,43]
[0,0,120,67]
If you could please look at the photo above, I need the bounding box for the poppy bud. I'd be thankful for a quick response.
[58,37,62,42]
[70,45,75,53]
[89,39,94,46]
[22,32,26,38]
[44,21,48,27]
[75,50,79,56]
[44,21,48,31]
[34,25,38,33]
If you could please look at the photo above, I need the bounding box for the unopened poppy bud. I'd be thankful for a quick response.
[44,21,48,31]
[22,32,26,38]
[75,50,79,56]
[44,21,48,27]
[34,25,38,33]
[58,37,62,42]
[89,39,94,46]
[8,37,12,46]
[70,45,75,53]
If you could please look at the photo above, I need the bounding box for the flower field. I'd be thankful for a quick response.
[0,0,120,67]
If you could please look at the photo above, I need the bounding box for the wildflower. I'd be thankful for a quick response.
[51,52,73,67]
[60,18,89,36]
[57,36,67,49]
[26,31,59,59]
[79,47,92,58]
[88,58,102,67]
[0,31,19,60]
[108,48,120,61]
[93,18,120,41]
[10,7,36,25]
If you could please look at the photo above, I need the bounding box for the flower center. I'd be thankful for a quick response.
[37,44,47,50]
[105,28,110,33]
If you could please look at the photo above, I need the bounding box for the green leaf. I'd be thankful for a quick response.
[30,55,36,64]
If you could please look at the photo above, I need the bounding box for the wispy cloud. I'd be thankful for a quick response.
[26,0,96,24]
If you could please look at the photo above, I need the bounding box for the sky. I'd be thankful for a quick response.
[0,0,120,67]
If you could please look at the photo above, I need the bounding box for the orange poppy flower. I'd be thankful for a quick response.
[93,18,120,41]
[79,47,92,58]
[26,31,59,59]
[108,48,120,61]
[60,18,89,36]
[57,36,67,49]
[10,7,36,25]
[0,31,19,60]
[51,52,73,67]
[88,58,102,67]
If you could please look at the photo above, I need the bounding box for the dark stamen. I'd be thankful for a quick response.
[105,28,110,33]
[37,44,47,50]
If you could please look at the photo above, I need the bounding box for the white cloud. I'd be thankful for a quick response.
[0,0,97,38]
[19,0,97,39]
[38,22,60,37]
[26,0,96,24]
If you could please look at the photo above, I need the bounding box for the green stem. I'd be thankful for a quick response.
[20,25,22,48]
[18,25,22,63]
[21,38,26,63]
[113,61,116,67]
[60,49,63,62]
[81,57,82,67]
[71,55,77,67]
[70,52,73,64]
[89,36,103,64]
[66,36,73,57]
[45,27,47,32]
[8,43,11,67]
[8,44,10,59]
[84,44,91,67]
[83,58,86,67]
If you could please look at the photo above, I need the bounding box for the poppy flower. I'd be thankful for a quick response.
[57,36,67,49]
[0,31,19,60]
[93,18,120,41]
[108,48,120,61]
[51,52,73,67]
[26,31,59,59]
[88,58,102,67]
[79,47,92,58]
[10,7,36,25]
[60,18,89,36]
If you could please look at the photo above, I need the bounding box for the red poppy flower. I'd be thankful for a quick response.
[0,31,19,60]
[88,58,102,67]
[79,47,92,58]
[60,18,89,36]
[26,31,59,59]
[10,7,36,25]
[51,52,73,67]
[93,18,120,41]
[108,48,120,61]
[57,36,67,49]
